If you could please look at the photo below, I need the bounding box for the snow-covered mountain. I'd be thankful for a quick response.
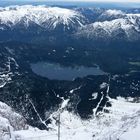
[76,13,140,41]
[0,6,140,41]
[0,5,85,31]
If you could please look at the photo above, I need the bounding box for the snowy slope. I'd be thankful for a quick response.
[0,5,85,30]
[0,101,27,140]
[98,9,125,21]
[0,6,140,41]
[120,121,140,140]
[12,97,140,140]
[104,9,124,16]
[76,13,140,41]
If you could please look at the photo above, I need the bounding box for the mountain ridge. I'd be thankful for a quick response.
[0,5,140,41]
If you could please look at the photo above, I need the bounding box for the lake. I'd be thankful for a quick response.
[31,62,106,80]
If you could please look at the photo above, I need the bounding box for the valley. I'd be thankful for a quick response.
[0,3,140,140]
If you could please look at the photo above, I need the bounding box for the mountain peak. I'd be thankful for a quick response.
[0,5,85,30]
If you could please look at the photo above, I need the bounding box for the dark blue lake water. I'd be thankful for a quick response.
[31,62,106,80]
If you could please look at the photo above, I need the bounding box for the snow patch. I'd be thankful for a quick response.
[13,98,140,140]
[105,9,125,16]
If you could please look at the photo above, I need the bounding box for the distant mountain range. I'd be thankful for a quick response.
[76,13,140,41]
[0,5,140,41]
[0,5,85,31]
